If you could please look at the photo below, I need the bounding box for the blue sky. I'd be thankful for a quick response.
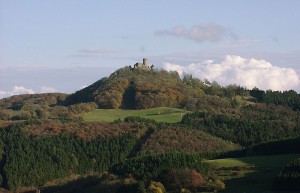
[1,0,300,98]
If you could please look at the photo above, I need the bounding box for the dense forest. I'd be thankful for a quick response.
[181,104,300,146]
[0,66,300,192]
[0,123,136,190]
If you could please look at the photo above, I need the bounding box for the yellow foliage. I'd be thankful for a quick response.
[215,179,225,190]
[148,181,166,193]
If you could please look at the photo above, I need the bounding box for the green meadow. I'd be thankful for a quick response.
[82,107,189,123]
[206,154,300,193]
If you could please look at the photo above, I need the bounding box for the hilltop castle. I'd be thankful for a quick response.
[132,58,154,70]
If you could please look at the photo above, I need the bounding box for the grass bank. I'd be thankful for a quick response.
[205,153,300,193]
[82,107,189,123]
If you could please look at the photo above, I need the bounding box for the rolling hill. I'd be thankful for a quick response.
[63,66,238,110]
[0,65,300,192]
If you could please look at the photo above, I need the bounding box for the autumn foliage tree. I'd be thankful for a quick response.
[162,168,205,192]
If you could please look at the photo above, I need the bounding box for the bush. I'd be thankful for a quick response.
[147,181,166,193]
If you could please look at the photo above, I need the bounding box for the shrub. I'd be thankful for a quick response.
[147,181,166,193]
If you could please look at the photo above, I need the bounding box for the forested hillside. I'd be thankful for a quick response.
[0,66,300,192]
[0,123,136,190]
[139,125,239,154]
[63,66,246,110]
[181,103,300,146]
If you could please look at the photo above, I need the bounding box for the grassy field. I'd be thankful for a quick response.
[205,154,300,193]
[82,107,189,123]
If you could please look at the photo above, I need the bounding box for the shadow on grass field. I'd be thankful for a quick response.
[82,107,189,123]
[206,154,300,193]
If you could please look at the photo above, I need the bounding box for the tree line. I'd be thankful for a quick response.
[250,88,300,110]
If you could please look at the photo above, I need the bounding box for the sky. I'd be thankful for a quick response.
[1,0,300,98]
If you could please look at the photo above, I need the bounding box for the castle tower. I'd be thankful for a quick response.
[143,58,148,67]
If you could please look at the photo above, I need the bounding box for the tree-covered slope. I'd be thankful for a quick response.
[0,123,137,190]
[64,67,184,109]
[63,66,241,110]
[139,125,240,154]
[181,104,300,147]
[0,93,68,110]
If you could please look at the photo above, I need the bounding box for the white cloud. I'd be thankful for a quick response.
[40,86,58,93]
[163,55,300,91]
[80,85,87,89]
[0,86,35,99]
[0,91,8,99]
[12,86,35,94]
[155,23,238,43]
[0,86,59,99]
